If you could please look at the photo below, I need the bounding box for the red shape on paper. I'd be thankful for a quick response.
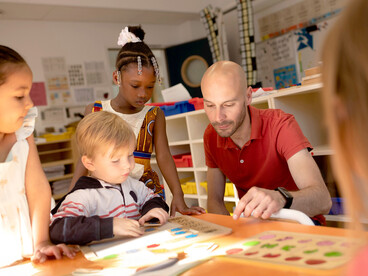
[30,82,47,106]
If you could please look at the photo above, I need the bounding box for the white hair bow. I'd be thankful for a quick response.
[117,27,141,47]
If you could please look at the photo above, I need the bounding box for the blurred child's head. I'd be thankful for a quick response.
[113,26,160,108]
[322,0,368,228]
[0,45,33,134]
[76,111,136,184]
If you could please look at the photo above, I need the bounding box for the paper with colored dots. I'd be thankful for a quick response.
[220,231,361,270]
[80,215,231,269]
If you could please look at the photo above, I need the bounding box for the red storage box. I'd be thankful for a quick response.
[188,97,204,110]
[172,153,193,167]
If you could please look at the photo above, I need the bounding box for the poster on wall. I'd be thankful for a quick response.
[73,87,95,104]
[84,61,108,86]
[68,64,85,86]
[273,64,298,89]
[29,82,47,106]
[294,18,337,77]
[256,32,297,88]
[42,57,73,106]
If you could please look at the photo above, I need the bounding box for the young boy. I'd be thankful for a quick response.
[49,111,169,245]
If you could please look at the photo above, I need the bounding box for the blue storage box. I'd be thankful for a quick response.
[160,100,195,116]
[328,197,344,215]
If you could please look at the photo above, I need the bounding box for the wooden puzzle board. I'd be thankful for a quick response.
[221,231,360,270]
[81,215,232,268]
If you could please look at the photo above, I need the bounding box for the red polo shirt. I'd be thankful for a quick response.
[204,106,312,198]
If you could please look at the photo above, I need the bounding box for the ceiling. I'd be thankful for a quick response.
[0,0,236,25]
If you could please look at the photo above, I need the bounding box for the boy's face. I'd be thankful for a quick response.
[88,141,135,185]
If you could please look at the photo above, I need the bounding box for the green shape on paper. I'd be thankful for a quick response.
[325,251,343,257]
[243,241,260,246]
[102,254,119,260]
[304,249,318,254]
[261,243,278,249]
[281,245,295,251]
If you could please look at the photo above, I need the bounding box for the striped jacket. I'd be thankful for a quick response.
[49,176,169,244]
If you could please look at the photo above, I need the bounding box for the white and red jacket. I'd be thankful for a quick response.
[49,176,169,244]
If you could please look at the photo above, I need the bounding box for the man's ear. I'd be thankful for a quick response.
[81,155,95,172]
[246,86,253,105]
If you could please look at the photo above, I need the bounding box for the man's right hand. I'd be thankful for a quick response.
[232,186,286,220]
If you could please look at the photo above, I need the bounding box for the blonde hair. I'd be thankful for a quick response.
[322,0,368,231]
[75,111,136,159]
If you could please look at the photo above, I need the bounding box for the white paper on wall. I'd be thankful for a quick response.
[84,61,108,86]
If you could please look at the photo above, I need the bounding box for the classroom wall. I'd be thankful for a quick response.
[0,18,206,134]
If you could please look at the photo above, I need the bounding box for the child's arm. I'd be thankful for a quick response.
[49,190,114,244]
[153,108,205,216]
[25,135,78,262]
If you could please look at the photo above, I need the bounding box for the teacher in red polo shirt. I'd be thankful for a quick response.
[201,61,331,225]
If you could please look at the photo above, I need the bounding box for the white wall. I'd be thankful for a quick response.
[0,19,205,82]
[0,19,206,133]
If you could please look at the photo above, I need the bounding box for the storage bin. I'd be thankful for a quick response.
[173,153,193,167]
[225,183,235,197]
[160,101,195,116]
[328,197,344,215]
[188,97,204,110]
[200,181,208,192]
[181,182,197,194]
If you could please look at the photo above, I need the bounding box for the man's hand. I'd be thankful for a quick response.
[233,186,286,220]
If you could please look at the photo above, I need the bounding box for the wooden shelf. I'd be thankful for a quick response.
[36,138,76,200]
[48,173,74,182]
[41,159,74,168]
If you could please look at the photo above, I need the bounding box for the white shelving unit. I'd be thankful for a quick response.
[152,83,345,223]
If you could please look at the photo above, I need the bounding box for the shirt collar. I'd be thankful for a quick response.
[217,105,263,149]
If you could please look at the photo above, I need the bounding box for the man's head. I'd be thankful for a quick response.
[201,61,252,138]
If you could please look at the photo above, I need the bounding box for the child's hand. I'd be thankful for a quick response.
[139,208,169,226]
[32,241,79,263]
[113,218,144,237]
[170,196,206,217]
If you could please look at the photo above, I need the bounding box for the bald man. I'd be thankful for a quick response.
[201,61,331,225]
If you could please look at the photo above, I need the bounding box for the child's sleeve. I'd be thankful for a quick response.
[134,181,169,216]
[49,191,113,244]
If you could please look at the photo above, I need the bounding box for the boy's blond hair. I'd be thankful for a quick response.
[75,111,135,159]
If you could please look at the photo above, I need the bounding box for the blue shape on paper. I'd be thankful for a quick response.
[185,234,198,238]
[171,228,182,232]
[145,228,155,232]
[175,231,187,235]
[295,28,314,51]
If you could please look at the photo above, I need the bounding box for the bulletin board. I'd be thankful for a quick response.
[255,17,336,88]
[256,32,298,89]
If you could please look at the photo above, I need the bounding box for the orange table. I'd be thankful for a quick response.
[2,213,357,275]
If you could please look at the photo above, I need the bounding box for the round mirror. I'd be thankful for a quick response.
[181,55,209,88]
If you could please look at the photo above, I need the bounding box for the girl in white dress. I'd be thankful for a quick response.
[0,45,77,267]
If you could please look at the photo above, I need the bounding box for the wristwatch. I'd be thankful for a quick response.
[275,187,293,209]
